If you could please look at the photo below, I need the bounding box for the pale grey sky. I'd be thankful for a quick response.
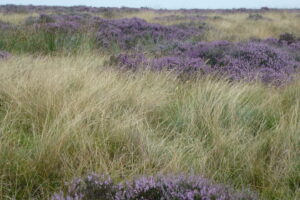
[1,0,299,9]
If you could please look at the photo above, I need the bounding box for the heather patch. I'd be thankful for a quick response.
[52,174,257,200]
[25,14,103,33]
[113,39,300,85]
[0,20,13,30]
[95,17,202,50]
[0,50,10,60]
[278,33,299,45]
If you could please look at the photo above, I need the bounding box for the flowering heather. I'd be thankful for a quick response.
[150,56,209,74]
[26,14,103,33]
[0,20,13,31]
[0,50,10,60]
[96,17,201,49]
[174,40,233,65]
[232,42,297,71]
[113,53,147,70]
[278,33,299,45]
[114,39,300,85]
[52,174,257,200]
[112,53,211,78]
[262,35,300,62]
[153,15,209,33]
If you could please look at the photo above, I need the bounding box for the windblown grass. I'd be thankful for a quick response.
[203,12,300,41]
[0,55,299,199]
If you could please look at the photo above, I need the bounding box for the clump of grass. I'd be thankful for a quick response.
[0,27,96,54]
[0,55,299,199]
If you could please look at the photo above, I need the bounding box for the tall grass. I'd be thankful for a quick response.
[0,28,96,54]
[0,55,299,199]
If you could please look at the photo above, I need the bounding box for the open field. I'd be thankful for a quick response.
[0,5,300,200]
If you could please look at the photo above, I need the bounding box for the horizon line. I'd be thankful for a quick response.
[0,4,299,10]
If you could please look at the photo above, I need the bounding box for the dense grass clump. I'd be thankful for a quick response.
[0,28,92,54]
[0,13,99,54]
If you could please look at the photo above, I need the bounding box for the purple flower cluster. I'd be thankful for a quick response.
[263,34,300,62]
[96,17,201,49]
[174,40,299,84]
[0,50,10,60]
[0,20,13,31]
[114,53,210,77]
[114,39,300,85]
[26,14,103,33]
[52,174,257,200]
[232,42,296,70]
[278,33,298,44]
[113,53,147,70]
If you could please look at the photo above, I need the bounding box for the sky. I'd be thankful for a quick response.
[0,0,299,9]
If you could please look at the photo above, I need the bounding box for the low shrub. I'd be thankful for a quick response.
[0,50,10,59]
[95,17,201,50]
[52,174,257,200]
[114,40,300,85]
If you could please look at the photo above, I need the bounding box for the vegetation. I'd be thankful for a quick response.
[0,5,299,200]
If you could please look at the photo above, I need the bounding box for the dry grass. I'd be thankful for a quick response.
[0,54,299,199]
[0,12,38,24]
[203,12,300,41]
[120,10,177,21]
[120,11,300,41]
